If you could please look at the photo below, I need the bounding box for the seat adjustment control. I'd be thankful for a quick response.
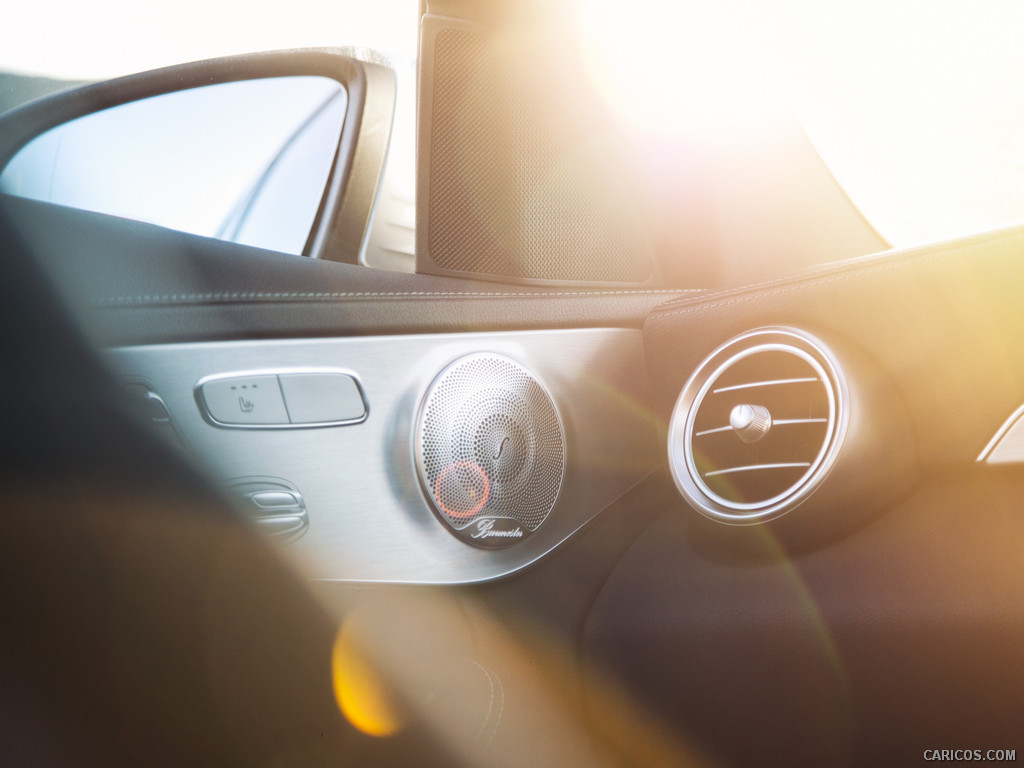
[225,477,309,544]
[196,370,367,428]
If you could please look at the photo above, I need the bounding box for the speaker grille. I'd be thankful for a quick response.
[417,354,565,546]
[424,26,655,284]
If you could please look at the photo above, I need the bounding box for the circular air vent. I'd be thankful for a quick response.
[416,353,565,548]
[668,328,848,524]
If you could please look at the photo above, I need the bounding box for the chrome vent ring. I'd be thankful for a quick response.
[668,328,848,524]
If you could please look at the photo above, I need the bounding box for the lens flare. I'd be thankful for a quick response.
[434,460,491,519]
[331,626,403,738]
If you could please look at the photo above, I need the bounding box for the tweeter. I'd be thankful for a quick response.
[416,353,565,548]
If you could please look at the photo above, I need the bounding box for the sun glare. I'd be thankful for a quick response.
[8,0,1024,251]
[576,0,1024,247]
[575,0,790,139]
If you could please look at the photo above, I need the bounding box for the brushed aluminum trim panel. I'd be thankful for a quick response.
[106,328,658,584]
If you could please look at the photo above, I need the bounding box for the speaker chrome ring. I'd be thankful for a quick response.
[415,353,566,548]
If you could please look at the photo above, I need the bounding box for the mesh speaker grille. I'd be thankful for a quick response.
[417,354,565,544]
[425,27,655,283]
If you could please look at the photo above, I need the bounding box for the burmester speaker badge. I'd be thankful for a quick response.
[416,353,565,548]
[469,518,524,541]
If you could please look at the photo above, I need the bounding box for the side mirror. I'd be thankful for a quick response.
[0,49,395,261]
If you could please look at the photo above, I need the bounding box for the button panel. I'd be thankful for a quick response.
[279,373,366,424]
[200,375,289,426]
[197,371,367,428]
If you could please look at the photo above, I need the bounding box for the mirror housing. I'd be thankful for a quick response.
[0,49,395,263]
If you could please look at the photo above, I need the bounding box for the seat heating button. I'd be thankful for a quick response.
[200,375,289,426]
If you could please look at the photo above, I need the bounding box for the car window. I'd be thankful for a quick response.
[1,0,418,266]
[0,77,347,255]
[6,0,1022,255]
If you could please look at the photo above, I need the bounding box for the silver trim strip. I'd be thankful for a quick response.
[712,377,819,394]
[704,462,811,478]
[977,402,1024,462]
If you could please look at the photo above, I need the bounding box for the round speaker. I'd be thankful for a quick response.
[416,353,565,548]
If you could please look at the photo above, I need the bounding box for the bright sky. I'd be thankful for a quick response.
[5,0,1024,249]
[0,0,419,80]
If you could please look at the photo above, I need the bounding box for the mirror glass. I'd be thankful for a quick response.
[0,76,347,255]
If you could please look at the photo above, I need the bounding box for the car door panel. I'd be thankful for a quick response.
[572,223,1024,765]
[4,195,696,346]
[644,224,1024,467]
[105,327,661,583]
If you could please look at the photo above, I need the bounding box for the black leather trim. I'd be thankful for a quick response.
[583,476,1024,767]
[644,223,1024,467]
[3,195,698,346]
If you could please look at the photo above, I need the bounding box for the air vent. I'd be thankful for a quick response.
[668,328,848,524]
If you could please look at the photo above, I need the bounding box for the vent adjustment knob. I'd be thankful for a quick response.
[730,404,772,444]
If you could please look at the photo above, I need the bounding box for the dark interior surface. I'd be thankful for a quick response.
[0,204,458,767]
[583,478,1024,767]
[4,195,694,346]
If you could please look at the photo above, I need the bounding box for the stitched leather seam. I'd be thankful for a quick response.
[91,289,699,306]
[648,232,1024,324]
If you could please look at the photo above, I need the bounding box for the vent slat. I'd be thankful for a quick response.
[694,425,734,437]
[695,417,827,437]
[712,377,819,394]
[704,462,812,478]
